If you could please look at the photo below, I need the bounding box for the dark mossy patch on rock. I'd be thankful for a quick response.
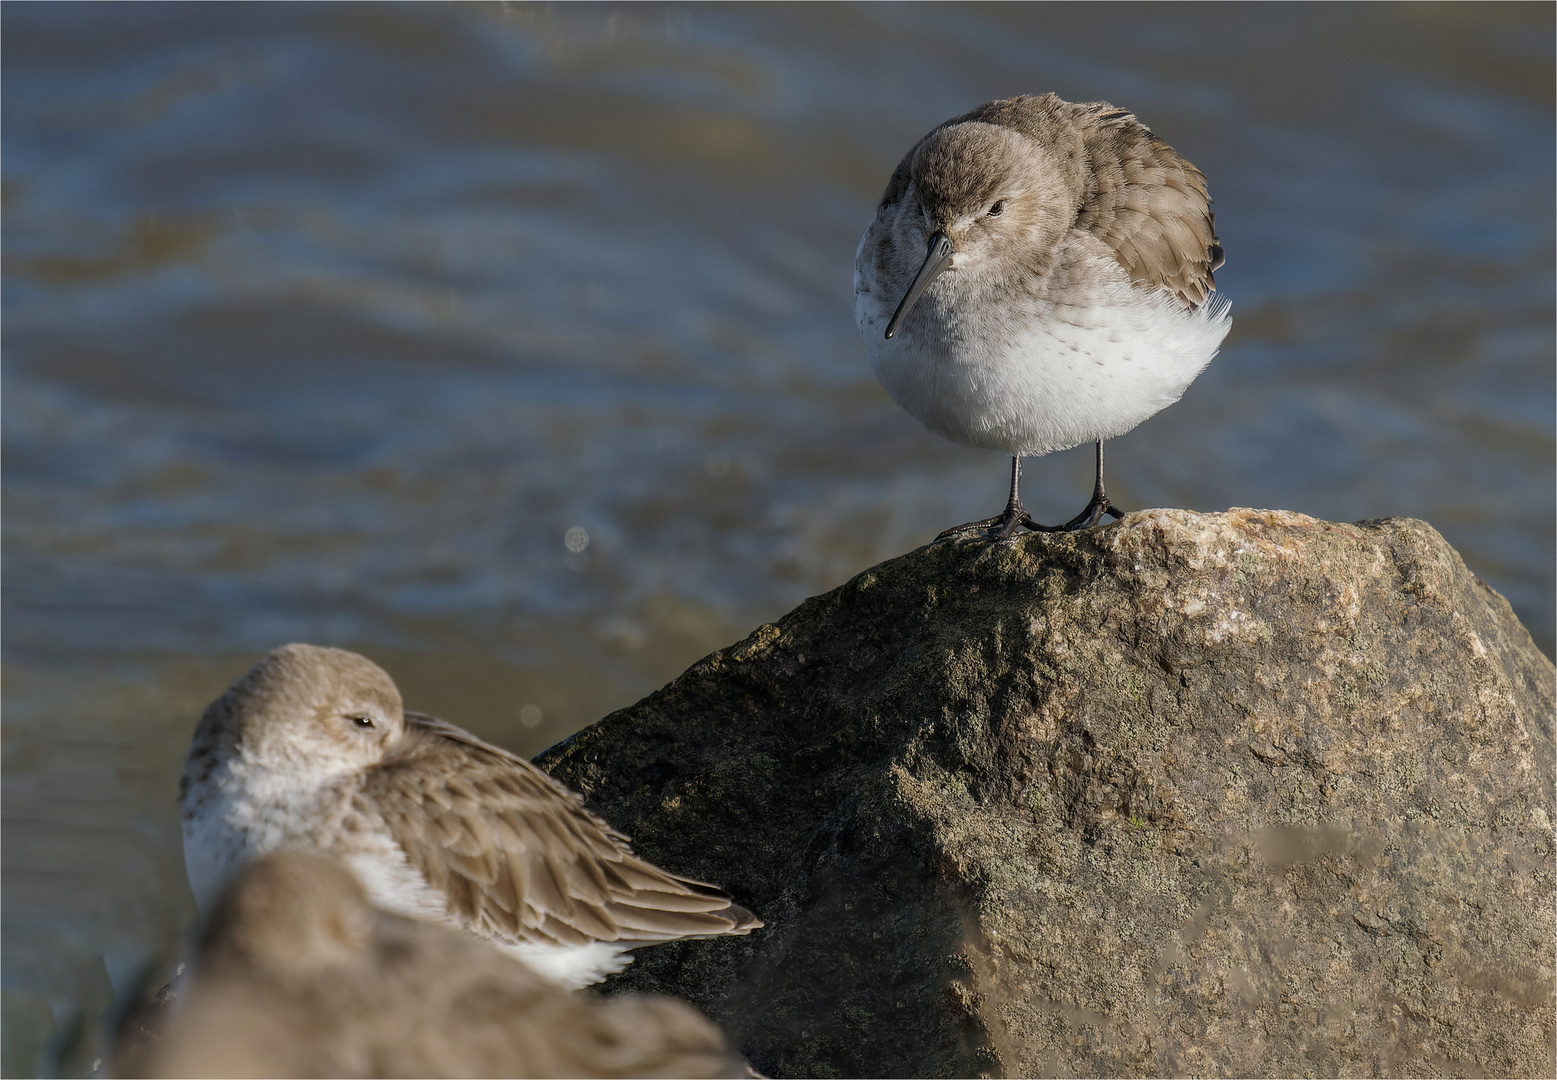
[538,509,1556,1079]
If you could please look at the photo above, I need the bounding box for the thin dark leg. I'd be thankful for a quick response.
[1034,439,1126,532]
[935,455,1042,540]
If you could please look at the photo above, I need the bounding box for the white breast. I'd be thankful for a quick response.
[182,785,253,915]
[181,755,363,914]
[855,236,1232,457]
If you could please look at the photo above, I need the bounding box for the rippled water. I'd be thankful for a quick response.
[3,2,1552,1074]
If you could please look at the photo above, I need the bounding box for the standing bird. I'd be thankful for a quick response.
[855,93,1230,538]
[180,644,761,988]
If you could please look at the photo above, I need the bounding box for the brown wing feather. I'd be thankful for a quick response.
[361,712,761,950]
[956,93,1223,308]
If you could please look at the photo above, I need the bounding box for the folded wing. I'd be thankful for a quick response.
[361,712,762,951]
[965,93,1224,309]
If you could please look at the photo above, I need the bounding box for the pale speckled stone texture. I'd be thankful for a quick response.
[538,509,1555,1079]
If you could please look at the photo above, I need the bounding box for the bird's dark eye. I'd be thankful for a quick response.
[987,200,1005,217]
[346,714,375,729]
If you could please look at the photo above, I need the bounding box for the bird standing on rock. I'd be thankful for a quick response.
[854,93,1231,538]
[180,643,761,988]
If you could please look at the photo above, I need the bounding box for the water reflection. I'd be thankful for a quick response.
[3,2,1552,1074]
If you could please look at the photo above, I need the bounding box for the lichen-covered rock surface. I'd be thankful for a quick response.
[538,509,1555,1079]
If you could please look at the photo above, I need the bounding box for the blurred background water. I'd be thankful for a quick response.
[2,2,1552,1074]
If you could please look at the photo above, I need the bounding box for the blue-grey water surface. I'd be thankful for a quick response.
[3,3,1553,1074]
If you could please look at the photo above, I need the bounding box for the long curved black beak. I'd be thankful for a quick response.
[884,230,954,340]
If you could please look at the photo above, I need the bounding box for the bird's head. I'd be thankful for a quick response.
[193,643,406,781]
[884,120,1075,339]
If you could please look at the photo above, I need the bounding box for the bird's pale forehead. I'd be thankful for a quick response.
[228,645,403,727]
[912,122,1029,210]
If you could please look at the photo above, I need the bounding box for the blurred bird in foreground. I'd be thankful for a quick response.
[855,93,1230,537]
[181,644,761,988]
[113,851,751,1078]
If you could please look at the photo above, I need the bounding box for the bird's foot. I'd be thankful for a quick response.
[1034,493,1126,532]
[935,501,1042,541]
